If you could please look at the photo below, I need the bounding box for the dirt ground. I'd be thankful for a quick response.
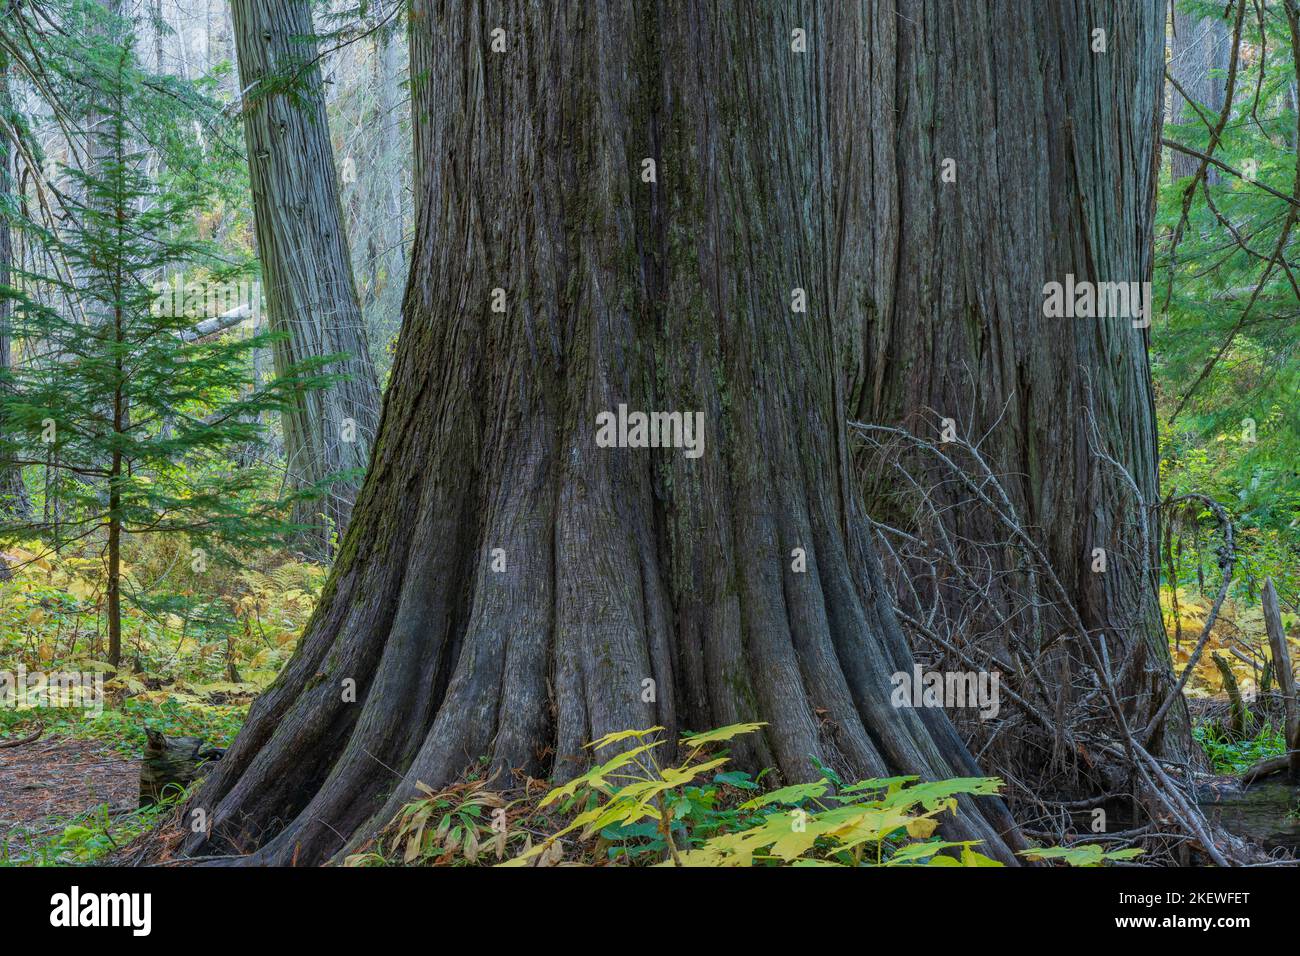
[0,735,138,861]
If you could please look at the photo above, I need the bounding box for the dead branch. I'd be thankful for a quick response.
[849,417,1257,864]
[0,723,44,748]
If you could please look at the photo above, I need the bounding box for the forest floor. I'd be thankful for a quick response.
[0,572,1293,865]
[0,735,137,863]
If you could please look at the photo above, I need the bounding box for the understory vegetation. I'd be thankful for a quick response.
[340,724,1139,868]
[1152,0,1300,775]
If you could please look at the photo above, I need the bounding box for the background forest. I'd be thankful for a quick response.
[0,0,1295,868]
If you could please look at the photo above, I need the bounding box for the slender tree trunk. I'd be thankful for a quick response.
[231,0,380,554]
[378,28,403,247]
[106,484,122,667]
[0,20,30,519]
[1168,3,1232,182]
[178,0,1027,867]
[152,0,165,73]
[362,19,405,361]
[84,0,125,187]
[106,157,127,670]
[843,0,1194,776]
[1288,82,1299,152]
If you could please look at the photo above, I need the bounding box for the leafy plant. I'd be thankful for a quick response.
[1018,845,1144,867]
[0,782,186,867]
[1194,719,1289,774]
[501,723,1018,868]
[345,777,524,866]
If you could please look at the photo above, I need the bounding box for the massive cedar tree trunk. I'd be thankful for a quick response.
[842,0,1193,769]
[233,0,380,549]
[179,0,1026,866]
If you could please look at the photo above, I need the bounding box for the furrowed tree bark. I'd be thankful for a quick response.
[841,0,1194,769]
[178,0,1026,867]
[0,20,30,519]
[1168,3,1231,183]
[232,0,380,553]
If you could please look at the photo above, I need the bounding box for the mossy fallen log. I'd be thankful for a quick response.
[1195,775,1300,852]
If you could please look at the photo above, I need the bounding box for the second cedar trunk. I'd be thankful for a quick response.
[842,0,1193,767]
[232,0,380,552]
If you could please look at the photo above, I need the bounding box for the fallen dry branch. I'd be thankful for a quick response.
[850,417,1260,865]
[0,723,43,749]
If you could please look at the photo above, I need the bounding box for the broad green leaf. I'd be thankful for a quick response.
[738,778,828,809]
[884,840,982,865]
[877,776,1002,812]
[840,774,919,794]
[1019,844,1144,867]
[713,771,759,790]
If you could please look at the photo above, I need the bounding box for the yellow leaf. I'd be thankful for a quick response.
[68,577,96,600]
[538,742,664,807]
[959,846,1004,867]
[906,816,939,838]
[586,727,665,751]
[679,722,767,748]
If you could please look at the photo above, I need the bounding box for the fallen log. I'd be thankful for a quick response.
[178,303,254,343]
[1196,774,1300,852]
[0,724,44,748]
[1240,751,1300,786]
